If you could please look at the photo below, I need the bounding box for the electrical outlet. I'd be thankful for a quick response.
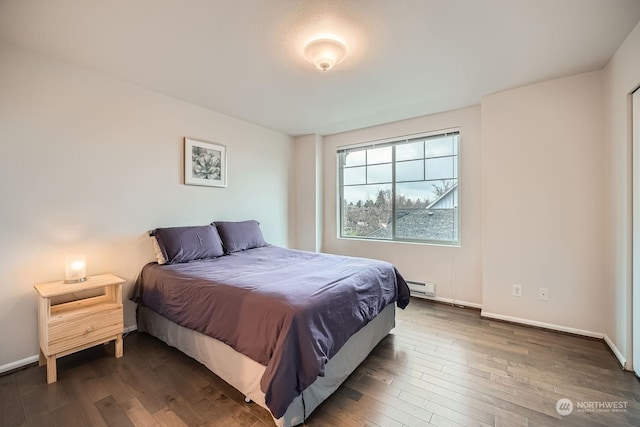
[512,284,522,297]
[539,287,549,301]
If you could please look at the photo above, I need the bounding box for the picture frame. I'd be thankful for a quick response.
[184,138,227,187]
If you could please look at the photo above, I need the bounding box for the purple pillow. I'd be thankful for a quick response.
[154,225,224,264]
[213,220,267,253]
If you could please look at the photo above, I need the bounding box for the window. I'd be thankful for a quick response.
[338,130,459,245]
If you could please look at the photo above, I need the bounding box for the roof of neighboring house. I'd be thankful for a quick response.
[425,182,458,210]
[367,207,458,242]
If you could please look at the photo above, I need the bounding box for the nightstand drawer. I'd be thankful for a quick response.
[47,305,123,354]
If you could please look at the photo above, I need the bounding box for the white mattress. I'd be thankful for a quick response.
[137,304,395,426]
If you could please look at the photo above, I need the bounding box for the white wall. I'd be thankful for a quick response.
[481,71,605,334]
[292,134,323,252]
[0,43,292,369]
[603,20,640,367]
[322,106,483,307]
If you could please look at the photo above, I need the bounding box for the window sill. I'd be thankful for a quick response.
[336,236,460,248]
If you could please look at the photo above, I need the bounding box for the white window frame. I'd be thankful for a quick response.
[336,128,460,246]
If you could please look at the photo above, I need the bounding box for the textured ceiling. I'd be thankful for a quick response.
[1,0,640,136]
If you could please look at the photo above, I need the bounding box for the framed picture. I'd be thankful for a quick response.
[184,138,227,187]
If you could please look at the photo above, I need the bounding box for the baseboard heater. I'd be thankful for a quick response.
[406,280,436,298]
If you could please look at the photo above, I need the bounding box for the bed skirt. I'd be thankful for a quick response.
[137,304,395,426]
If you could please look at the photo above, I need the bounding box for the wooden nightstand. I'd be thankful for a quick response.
[34,273,125,383]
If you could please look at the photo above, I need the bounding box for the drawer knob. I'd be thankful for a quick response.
[86,326,94,333]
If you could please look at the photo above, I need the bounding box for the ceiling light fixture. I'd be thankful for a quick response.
[303,38,347,72]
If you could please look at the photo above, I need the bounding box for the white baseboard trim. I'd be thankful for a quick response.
[124,324,138,334]
[603,334,627,369]
[0,355,39,375]
[480,310,603,339]
[412,294,482,309]
[1,324,139,375]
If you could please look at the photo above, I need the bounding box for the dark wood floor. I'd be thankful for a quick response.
[2,298,640,427]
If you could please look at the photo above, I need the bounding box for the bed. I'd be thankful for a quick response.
[133,221,410,426]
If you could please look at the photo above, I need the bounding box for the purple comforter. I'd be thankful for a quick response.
[135,245,410,418]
